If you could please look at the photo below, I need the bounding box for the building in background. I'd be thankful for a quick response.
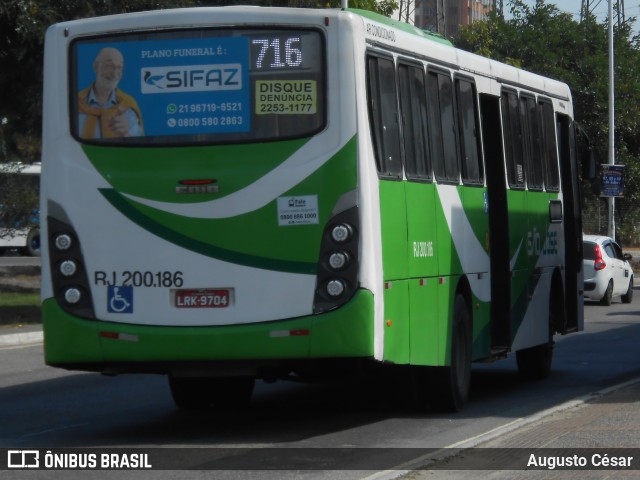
[413,0,496,37]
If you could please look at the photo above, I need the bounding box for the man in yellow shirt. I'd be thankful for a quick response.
[78,47,144,139]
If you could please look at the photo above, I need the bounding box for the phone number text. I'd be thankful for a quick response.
[176,102,242,113]
[171,116,243,128]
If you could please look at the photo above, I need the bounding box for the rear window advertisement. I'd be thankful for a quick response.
[74,37,251,142]
[71,30,325,145]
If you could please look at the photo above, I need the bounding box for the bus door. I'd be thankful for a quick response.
[499,89,534,346]
[479,94,510,351]
[520,94,549,335]
[557,114,584,333]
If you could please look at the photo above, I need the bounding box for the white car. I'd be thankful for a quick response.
[583,234,634,305]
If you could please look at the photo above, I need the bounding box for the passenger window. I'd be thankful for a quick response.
[612,242,624,260]
[428,71,459,183]
[398,63,431,181]
[521,96,543,190]
[501,91,525,188]
[366,55,402,178]
[604,243,616,259]
[456,78,483,184]
[540,101,560,191]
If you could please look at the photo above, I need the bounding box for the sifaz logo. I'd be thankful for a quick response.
[141,63,242,93]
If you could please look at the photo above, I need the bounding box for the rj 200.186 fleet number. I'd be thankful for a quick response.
[94,271,184,288]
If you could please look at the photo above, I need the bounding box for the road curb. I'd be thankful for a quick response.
[0,329,43,347]
[445,376,640,449]
[364,376,640,480]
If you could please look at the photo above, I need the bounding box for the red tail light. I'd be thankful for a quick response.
[594,244,606,270]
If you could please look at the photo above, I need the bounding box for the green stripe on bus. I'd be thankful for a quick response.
[82,138,311,203]
[100,188,318,274]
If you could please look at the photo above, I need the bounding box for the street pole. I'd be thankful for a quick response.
[608,0,615,240]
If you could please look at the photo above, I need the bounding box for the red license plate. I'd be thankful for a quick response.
[175,289,230,308]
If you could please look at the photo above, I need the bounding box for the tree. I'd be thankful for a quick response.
[456,0,640,244]
[0,1,201,163]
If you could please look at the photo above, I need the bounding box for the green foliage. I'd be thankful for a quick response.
[348,0,397,16]
[456,0,640,245]
[0,1,200,163]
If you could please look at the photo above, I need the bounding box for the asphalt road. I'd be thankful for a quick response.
[1,295,639,479]
[0,253,40,267]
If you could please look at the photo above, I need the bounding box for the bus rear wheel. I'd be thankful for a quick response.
[169,375,255,410]
[430,294,472,412]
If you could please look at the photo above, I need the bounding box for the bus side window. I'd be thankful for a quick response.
[366,55,402,179]
[540,100,560,191]
[398,63,431,181]
[521,95,543,191]
[456,78,483,185]
[428,71,459,183]
[501,90,525,188]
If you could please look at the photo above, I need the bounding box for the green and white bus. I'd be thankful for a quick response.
[41,6,584,411]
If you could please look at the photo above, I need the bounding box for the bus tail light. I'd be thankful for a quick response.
[331,223,353,243]
[328,251,349,270]
[64,287,82,304]
[54,233,72,251]
[313,205,359,313]
[48,214,95,319]
[59,259,78,277]
[326,279,346,297]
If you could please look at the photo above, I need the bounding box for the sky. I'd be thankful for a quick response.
[513,0,640,33]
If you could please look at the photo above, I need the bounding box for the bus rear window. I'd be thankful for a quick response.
[70,28,325,145]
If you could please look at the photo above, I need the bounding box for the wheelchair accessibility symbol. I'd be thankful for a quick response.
[108,286,133,313]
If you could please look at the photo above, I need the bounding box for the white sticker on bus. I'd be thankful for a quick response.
[277,195,319,226]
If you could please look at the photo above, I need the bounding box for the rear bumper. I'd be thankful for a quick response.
[43,289,375,374]
[583,277,607,300]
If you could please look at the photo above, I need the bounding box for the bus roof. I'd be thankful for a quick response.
[46,6,570,102]
[346,8,453,47]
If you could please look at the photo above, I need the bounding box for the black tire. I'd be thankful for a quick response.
[621,277,634,304]
[19,228,40,256]
[169,377,211,410]
[516,343,553,380]
[431,294,472,412]
[169,376,255,410]
[516,326,553,380]
[600,280,613,306]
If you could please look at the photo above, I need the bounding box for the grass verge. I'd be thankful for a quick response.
[0,292,41,327]
[0,292,40,307]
